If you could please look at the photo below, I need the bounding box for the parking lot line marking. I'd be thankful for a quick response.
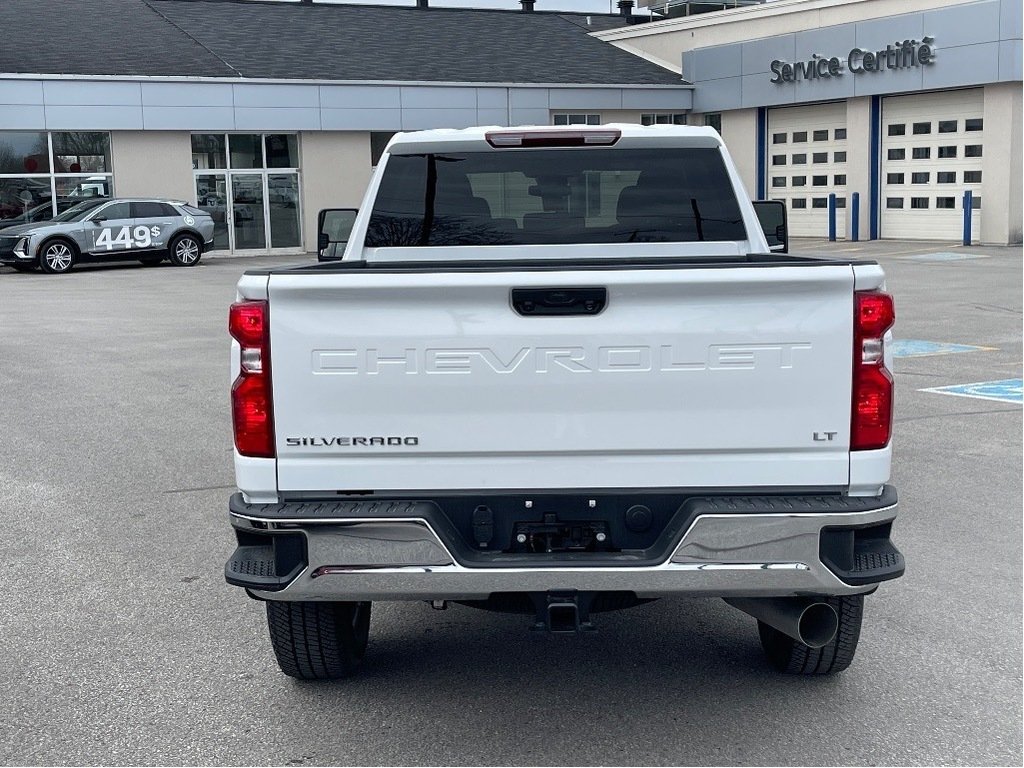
[919,379,1023,405]
[903,252,991,262]
[891,340,997,358]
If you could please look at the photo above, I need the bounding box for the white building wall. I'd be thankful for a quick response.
[719,109,759,198]
[981,82,1023,245]
[109,131,194,203]
[845,97,872,241]
[299,131,373,252]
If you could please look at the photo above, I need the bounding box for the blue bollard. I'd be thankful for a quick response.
[828,193,837,242]
[963,190,973,246]
[851,192,860,242]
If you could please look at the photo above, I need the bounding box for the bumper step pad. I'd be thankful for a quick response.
[820,521,904,586]
[225,534,307,591]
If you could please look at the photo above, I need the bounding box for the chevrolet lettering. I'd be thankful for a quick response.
[225,125,903,681]
[312,343,813,374]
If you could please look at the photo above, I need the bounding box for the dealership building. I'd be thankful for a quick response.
[0,0,1019,254]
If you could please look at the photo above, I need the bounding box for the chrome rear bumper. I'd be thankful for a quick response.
[227,490,902,601]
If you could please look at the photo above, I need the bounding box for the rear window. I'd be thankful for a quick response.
[365,147,746,247]
[132,201,178,218]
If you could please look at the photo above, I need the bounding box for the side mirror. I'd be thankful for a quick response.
[317,208,358,262]
[752,200,788,254]
[91,216,106,224]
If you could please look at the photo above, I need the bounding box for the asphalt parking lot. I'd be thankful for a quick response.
[1,240,1021,766]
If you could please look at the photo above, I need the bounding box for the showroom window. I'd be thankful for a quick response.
[0,131,112,227]
[191,133,301,252]
[553,114,601,126]
[641,113,687,125]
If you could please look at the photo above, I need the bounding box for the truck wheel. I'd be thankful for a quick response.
[169,234,202,266]
[757,594,863,675]
[266,601,371,680]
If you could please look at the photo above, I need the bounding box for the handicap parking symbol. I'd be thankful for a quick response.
[920,379,1023,405]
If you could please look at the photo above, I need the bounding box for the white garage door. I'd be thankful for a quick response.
[767,102,848,238]
[881,89,983,241]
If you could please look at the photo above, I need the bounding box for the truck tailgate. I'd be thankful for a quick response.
[268,264,854,492]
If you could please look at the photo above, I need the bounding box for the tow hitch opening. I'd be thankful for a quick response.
[530,591,596,634]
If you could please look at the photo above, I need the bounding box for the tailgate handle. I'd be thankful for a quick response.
[511,287,607,316]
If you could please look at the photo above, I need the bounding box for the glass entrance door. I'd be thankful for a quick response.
[268,174,301,248]
[230,173,266,250]
[195,174,228,250]
[192,134,302,253]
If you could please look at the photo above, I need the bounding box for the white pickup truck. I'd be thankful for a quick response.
[225,125,903,680]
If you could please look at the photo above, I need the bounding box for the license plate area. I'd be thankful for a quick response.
[510,515,612,554]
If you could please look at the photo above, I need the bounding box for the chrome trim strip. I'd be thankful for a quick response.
[231,502,898,601]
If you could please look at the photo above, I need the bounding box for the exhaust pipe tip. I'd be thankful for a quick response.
[796,602,839,648]
[725,597,839,649]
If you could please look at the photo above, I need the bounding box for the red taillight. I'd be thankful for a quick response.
[229,301,266,346]
[485,129,621,148]
[851,291,895,451]
[229,300,274,458]
[855,291,896,338]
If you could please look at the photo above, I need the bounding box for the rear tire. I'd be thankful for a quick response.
[266,601,371,680]
[169,234,202,266]
[757,594,863,675]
